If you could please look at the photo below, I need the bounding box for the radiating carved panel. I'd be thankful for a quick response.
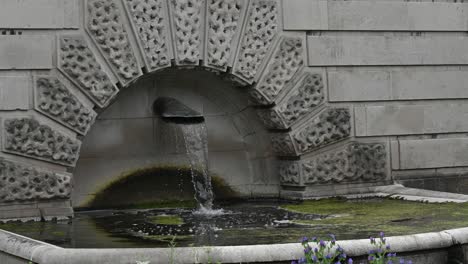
[3,118,81,166]
[270,133,296,156]
[59,36,118,108]
[250,37,304,105]
[271,108,351,156]
[279,161,302,186]
[301,143,387,184]
[170,0,204,65]
[206,0,242,70]
[87,0,140,83]
[0,158,72,203]
[125,0,171,71]
[233,0,279,83]
[278,73,324,127]
[292,108,351,155]
[35,76,96,135]
[257,73,325,130]
[257,109,286,129]
[279,143,387,186]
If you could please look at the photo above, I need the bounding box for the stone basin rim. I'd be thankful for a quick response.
[1,226,468,263]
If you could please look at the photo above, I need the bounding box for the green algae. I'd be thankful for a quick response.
[140,234,192,243]
[281,198,468,237]
[148,215,184,225]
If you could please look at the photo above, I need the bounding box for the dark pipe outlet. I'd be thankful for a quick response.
[153,97,204,124]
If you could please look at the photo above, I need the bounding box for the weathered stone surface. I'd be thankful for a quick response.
[355,103,468,136]
[279,162,302,186]
[257,73,325,129]
[250,37,304,105]
[125,0,171,71]
[87,0,140,83]
[0,158,71,203]
[308,35,468,66]
[233,0,279,83]
[284,1,468,31]
[206,0,242,70]
[0,76,30,110]
[0,36,53,69]
[282,0,327,30]
[395,138,468,170]
[329,67,468,102]
[0,0,79,29]
[35,76,96,135]
[59,35,118,108]
[280,143,387,186]
[170,0,204,65]
[272,108,351,156]
[3,118,80,166]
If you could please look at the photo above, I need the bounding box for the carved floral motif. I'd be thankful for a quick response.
[59,36,118,107]
[206,0,242,70]
[87,0,140,82]
[0,158,72,202]
[125,0,170,71]
[35,77,96,135]
[3,118,80,166]
[233,0,278,83]
[170,0,204,65]
[250,37,304,104]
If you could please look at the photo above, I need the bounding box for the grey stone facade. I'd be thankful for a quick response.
[1,0,468,219]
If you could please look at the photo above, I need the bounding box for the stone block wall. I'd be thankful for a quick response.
[0,0,466,219]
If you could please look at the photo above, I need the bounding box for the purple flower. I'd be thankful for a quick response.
[399,259,405,264]
[304,246,312,254]
[312,256,318,261]
[301,237,308,243]
[387,261,393,264]
[386,244,391,250]
[348,259,353,264]
[311,236,318,242]
[319,240,326,248]
[380,232,385,238]
[291,261,298,264]
[370,237,376,244]
[340,253,347,258]
[369,249,375,255]
[407,261,413,264]
[314,248,318,253]
[368,256,375,261]
[298,257,306,264]
[325,254,332,259]
[337,246,344,252]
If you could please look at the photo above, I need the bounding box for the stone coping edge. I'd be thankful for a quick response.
[0,227,468,263]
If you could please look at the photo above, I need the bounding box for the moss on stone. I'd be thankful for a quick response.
[147,215,184,225]
[83,165,239,210]
[281,198,468,237]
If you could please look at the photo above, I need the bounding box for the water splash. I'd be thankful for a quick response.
[180,123,215,211]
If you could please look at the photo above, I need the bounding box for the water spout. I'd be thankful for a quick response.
[153,97,204,124]
[153,97,215,211]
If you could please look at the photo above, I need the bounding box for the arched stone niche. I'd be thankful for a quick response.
[0,0,389,220]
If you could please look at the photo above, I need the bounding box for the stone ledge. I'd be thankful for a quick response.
[0,226,467,263]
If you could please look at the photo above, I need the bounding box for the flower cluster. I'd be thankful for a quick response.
[292,233,414,264]
[292,235,348,264]
[367,232,412,264]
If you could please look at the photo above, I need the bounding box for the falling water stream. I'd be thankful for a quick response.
[180,123,215,210]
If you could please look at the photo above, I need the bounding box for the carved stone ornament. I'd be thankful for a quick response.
[87,0,140,83]
[0,158,72,203]
[170,0,204,65]
[35,76,96,135]
[250,37,304,105]
[256,72,325,129]
[125,0,171,71]
[280,143,387,185]
[59,35,118,108]
[3,118,81,166]
[206,0,242,70]
[233,0,279,83]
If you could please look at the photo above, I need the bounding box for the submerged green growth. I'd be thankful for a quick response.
[148,215,184,225]
[281,198,468,236]
[140,234,192,243]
